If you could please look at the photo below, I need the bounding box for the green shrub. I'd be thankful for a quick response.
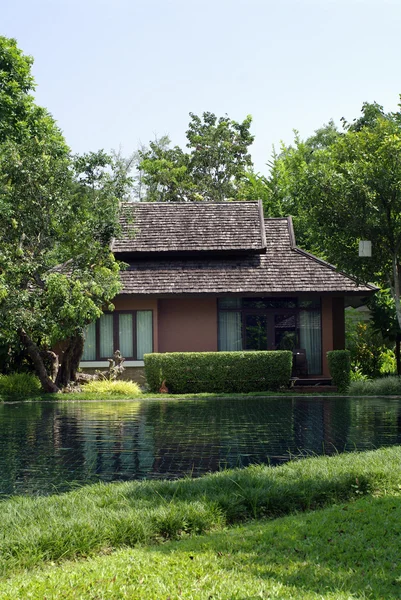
[144,351,293,394]
[348,379,374,395]
[0,373,41,396]
[379,349,397,375]
[350,365,369,382]
[345,310,389,378]
[82,380,141,396]
[349,376,401,396]
[327,350,351,392]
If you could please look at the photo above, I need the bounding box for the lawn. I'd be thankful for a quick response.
[1,492,400,598]
[0,446,401,597]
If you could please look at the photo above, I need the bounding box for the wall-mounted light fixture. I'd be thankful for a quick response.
[358,240,372,257]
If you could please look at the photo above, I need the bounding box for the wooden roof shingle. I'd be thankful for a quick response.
[118,214,376,295]
[112,201,266,255]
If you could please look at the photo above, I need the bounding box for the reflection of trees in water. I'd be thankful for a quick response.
[347,399,401,450]
[145,399,296,474]
[292,398,351,456]
[2,398,401,497]
[73,403,154,484]
[0,403,84,496]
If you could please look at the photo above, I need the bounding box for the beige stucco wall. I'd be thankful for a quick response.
[158,297,218,353]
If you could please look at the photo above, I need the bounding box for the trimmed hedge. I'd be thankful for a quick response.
[327,350,351,392]
[144,351,293,394]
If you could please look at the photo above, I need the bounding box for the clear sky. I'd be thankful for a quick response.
[2,0,401,173]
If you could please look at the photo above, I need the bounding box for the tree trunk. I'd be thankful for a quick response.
[392,255,401,333]
[55,334,84,389]
[19,330,60,393]
[396,334,401,377]
[40,350,59,381]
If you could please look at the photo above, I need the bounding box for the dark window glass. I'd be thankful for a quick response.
[243,297,298,309]
[299,297,321,309]
[245,315,268,350]
[275,313,298,350]
[218,297,242,309]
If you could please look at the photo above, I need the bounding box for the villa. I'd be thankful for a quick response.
[80,201,375,382]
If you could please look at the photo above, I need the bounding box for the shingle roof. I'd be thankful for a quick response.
[112,201,266,254]
[119,217,376,295]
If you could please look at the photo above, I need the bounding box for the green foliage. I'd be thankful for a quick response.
[349,375,401,396]
[380,348,397,374]
[0,446,400,578]
[144,351,293,394]
[345,312,389,378]
[239,121,341,252]
[139,112,254,202]
[0,342,32,375]
[349,365,369,382]
[0,37,132,391]
[82,379,141,396]
[0,36,40,144]
[0,373,41,396]
[269,103,401,330]
[369,287,401,349]
[237,169,285,218]
[327,350,351,392]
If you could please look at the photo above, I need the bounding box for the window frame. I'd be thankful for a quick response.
[217,296,323,374]
[81,310,153,362]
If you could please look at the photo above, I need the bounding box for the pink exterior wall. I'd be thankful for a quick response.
[158,298,218,353]
[110,294,345,379]
[321,295,346,377]
[332,296,345,350]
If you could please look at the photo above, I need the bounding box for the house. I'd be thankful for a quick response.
[80,201,376,382]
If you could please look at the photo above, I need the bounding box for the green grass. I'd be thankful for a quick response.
[1,446,401,579]
[1,493,401,598]
[0,388,344,402]
[0,373,41,396]
[349,375,401,396]
[71,389,342,400]
[81,379,142,395]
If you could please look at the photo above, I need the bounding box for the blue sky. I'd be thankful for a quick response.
[2,0,401,173]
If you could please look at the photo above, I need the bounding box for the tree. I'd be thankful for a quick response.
[238,120,341,253]
[0,37,130,392]
[369,288,401,375]
[139,112,254,202]
[264,102,401,333]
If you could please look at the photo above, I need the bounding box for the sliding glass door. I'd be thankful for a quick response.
[217,297,322,375]
[245,314,268,350]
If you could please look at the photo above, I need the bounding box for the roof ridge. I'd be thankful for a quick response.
[119,200,260,206]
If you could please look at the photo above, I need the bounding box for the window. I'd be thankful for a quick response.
[81,311,153,361]
[217,297,322,375]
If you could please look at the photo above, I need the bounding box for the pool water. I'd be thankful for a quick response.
[1,396,401,497]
